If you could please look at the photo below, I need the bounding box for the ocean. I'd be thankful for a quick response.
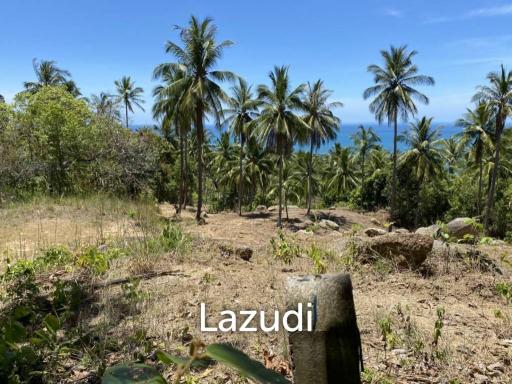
[132,122,462,153]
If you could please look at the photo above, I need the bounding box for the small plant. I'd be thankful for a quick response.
[160,222,191,254]
[102,340,290,384]
[378,315,397,353]
[75,247,110,275]
[479,236,493,245]
[36,245,73,270]
[496,282,512,304]
[432,307,445,348]
[308,243,328,274]
[270,231,301,265]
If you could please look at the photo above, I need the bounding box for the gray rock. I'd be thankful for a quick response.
[447,217,479,239]
[320,219,339,230]
[370,218,381,226]
[393,228,410,234]
[268,205,277,212]
[364,227,387,237]
[255,205,267,213]
[235,246,253,261]
[415,224,441,238]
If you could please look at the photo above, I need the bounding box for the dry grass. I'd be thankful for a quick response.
[1,199,511,383]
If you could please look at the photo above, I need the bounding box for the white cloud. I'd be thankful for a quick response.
[385,9,403,18]
[467,4,512,17]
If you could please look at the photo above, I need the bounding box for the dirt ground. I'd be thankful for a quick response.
[1,201,511,383]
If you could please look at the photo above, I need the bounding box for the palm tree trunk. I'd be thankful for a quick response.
[177,128,184,216]
[182,135,189,209]
[361,153,365,201]
[125,101,129,129]
[415,182,422,228]
[285,190,289,221]
[477,157,483,216]
[239,133,244,216]
[195,106,204,223]
[306,138,314,216]
[391,114,398,219]
[484,113,504,233]
[278,153,283,228]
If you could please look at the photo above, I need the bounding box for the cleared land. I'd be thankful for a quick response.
[1,199,511,383]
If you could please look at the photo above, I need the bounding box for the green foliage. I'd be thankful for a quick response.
[160,222,191,253]
[307,243,329,274]
[432,307,445,348]
[102,363,166,384]
[270,231,302,264]
[496,282,512,304]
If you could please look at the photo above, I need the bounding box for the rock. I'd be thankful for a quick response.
[415,224,441,238]
[364,228,387,237]
[362,233,433,268]
[320,219,339,230]
[235,247,253,261]
[328,206,336,210]
[393,228,410,234]
[447,217,479,239]
[268,205,277,212]
[487,362,504,373]
[98,244,108,252]
[391,348,408,356]
[472,373,489,384]
[201,211,208,219]
[370,218,381,226]
[255,205,267,213]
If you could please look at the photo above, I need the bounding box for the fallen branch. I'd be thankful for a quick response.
[92,269,187,289]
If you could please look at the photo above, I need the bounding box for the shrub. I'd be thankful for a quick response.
[270,231,302,264]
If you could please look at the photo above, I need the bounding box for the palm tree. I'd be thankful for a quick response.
[0,95,4,103]
[24,59,80,96]
[300,80,341,215]
[456,102,494,215]
[90,92,120,122]
[222,78,260,215]
[351,125,381,197]
[154,16,236,222]
[441,137,463,175]
[115,76,145,128]
[363,45,434,218]
[327,144,357,199]
[399,117,444,226]
[256,66,309,227]
[473,65,512,232]
[153,65,194,214]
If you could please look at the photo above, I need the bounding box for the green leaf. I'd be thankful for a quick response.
[43,314,60,332]
[102,363,166,384]
[156,350,213,369]
[3,320,27,343]
[206,343,290,384]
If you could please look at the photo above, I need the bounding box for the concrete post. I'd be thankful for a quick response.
[286,273,362,384]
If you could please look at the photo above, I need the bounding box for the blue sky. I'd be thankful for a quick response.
[1,0,511,124]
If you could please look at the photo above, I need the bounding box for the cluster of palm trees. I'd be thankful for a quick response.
[15,16,512,234]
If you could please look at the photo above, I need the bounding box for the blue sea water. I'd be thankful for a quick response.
[133,121,461,153]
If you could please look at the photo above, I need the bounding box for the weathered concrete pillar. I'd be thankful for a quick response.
[286,273,362,384]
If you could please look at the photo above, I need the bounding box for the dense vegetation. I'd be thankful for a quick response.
[1,16,512,237]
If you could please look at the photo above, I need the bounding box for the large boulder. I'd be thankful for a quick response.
[364,227,387,237]
[446,218,479,239]
[362,233,433,268]
[415,224,441,238]
[255,205,267,213]
[320,219,339,230]
[268,205,277,212]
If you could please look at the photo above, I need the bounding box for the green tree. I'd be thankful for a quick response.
[300,80,341,215]
[155,16,236,222]
[456,102,494,215]
[327,144,357,199]
[441,137,463,175]
[473,65,512,232]
[363,45,434,218]
[153,65,194,214]
[351,125,380,198]
[222,78,260,215]
[257,66,309,227]
[399,117,444,226]
[115,76,145,128]
[23,59,80,96]
[90,92,120,123]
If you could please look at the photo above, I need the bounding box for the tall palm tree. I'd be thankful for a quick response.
[222,78,260,215]
[441,137,463,175]
[327,144,357,199]
[154,16,236,222]
[456,102,494,215]
[399,117,444,226]
[153,65,194,214]
[90,92,120,122]
[473,65,512,232]
[257,66,309,227]
[300,80,342,215]
[24,59,81,96]
[351,125,381,197]
[363,45,434,218]
[115,76,145,128]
